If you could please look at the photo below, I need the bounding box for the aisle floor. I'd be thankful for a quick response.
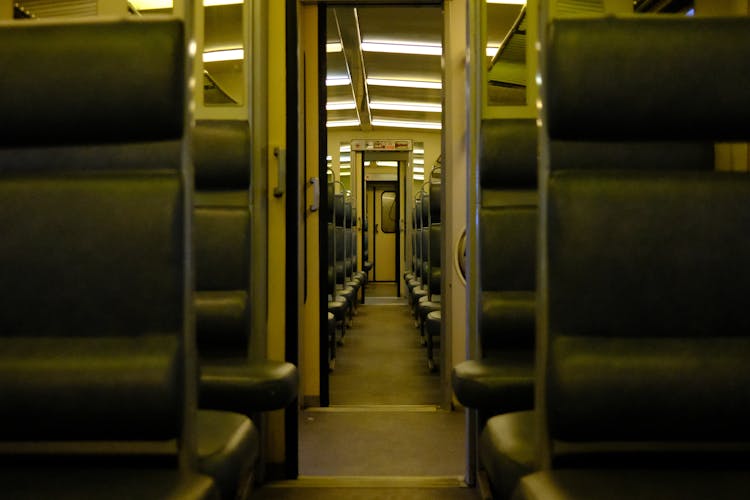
[299,282,465,477]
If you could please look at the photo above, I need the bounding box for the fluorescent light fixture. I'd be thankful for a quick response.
[132,0,245,9]
[204,0,242,5]
[414,159,424,165]
[366,78,441,90]
[326,119,360,128]
[129,0,170,9]
[372,118,442,130]
[377,161,399,167]
[414,174,425,181]
[326,155,333,161]
[326,42,343,53]
[413,167,425,173]
[326,77,351,87]
[414,148,425,155]
[340,155,351,162]
[486,0,526,4]
[339,145,351,153]
[203,49,243,63]
[369,101,441,113]
[326,101,356,111]
[364,161,371,166]
[340,164,351,169]
[486,45,501,57]
[361,40,442,56]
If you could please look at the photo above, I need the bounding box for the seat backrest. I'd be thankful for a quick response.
[540,15,750,461]
[193,120,251,359]
[414,196,423,279]
[344,201,354,277]
[428,174,442,296]
[0,18,190,447]
[327,180,336,294]
[328,222,337,296]
[333,194,346,284]
[478,119,538,353]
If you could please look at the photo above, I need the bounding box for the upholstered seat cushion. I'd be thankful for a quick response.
[426,311,441,336]
[0,467,218,500]
[200,360,298,414]
[418,300,441,323]
[197,410,258,500]
[451,352,534,413]
[480,411,536,500]
[328,300,347,319]
[514,469,750,500]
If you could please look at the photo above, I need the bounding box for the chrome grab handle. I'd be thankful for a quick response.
[273,147,286,198]
[310,177,320,212]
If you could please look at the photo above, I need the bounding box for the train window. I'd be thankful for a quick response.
[485,0,527,107]
[339,141,351,191]
[203,1,245,106]
[380,192,397,233]
[413,141,425,189]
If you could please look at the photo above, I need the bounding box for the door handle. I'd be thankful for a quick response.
[309,177,320,212]
[273,147,286,198]
[374,223,379,233]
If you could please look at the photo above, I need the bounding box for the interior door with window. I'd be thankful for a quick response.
[371,183,398,282]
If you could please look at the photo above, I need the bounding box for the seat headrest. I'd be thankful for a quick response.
[545,16,750,142]
[549,140,714,172]
[480,119,537,188]
[0,17,185,147]
[193,120,251,188]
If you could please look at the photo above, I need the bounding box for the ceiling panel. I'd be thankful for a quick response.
[361,52,441,82]
[357,6,442,44]
[326,4,444,131]
[367,87,442,104]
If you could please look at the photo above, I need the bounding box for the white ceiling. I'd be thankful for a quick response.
[326,3,525,132]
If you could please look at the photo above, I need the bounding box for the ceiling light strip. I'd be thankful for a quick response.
[326,101,357,111]
[203,49,244,63]
[369,101,442,113]
[327,119,361,128]
[204,0,242,5]
[132,0,242,9]
[366,78,442,90]
[326,42,343,53]
[326,77,352,87]
[372,118,442,130]
[360,41,442,56]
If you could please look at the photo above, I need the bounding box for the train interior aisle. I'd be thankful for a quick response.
[256,281,474,498]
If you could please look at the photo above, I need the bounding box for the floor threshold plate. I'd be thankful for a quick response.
[267,476,467,488]
[305,404,441,413]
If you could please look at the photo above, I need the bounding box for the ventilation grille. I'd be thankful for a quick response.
[556,0,604,16]
[16,0,97,18]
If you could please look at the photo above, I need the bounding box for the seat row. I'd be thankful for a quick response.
[0,17,297,499]
[405,166,443,372]
[326,176,367,370]
[453,13,750,499]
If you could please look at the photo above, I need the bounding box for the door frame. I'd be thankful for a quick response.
[304,0,467,483]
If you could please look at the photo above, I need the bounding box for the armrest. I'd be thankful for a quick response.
[200,360,298,414]
[451,354,534,414]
